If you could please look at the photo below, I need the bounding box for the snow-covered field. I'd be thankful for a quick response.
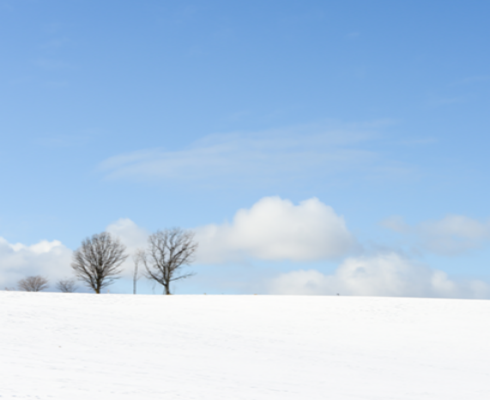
[1,292,489,399]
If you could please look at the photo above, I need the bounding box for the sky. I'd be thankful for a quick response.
[1,0,490,296]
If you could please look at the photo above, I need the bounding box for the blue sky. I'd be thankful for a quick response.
[1,0,490,295]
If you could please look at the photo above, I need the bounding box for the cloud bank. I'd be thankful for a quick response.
[269,253,490,299]
[194,197,356,263]
[2,198,488,299]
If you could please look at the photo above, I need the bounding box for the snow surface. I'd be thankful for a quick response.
[1,292,489,399]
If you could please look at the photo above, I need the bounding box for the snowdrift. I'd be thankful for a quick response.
[1,292,489,399]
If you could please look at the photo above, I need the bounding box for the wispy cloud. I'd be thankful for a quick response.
[39,38,71,50]
[346,31,360,39]
[427,94,468,107]
[399,137,437,146]
[34,58,72,70]
[453,75,490,85]
[100,122,407,185]
[381,215,490,255]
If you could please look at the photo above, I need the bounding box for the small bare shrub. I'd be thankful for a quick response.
[56,278,78,293]
[18,276,49,292]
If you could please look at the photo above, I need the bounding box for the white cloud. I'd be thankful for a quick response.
[106,218,149,253]
[269,252,490,299]
[0,237,72,289]
[104,198,356,265]
[382,215,490,255]
[194,196,356,263]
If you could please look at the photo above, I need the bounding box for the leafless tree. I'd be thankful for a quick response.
[71,232,128,294]
[18,276,49,292]
[56,278,78,293]
[132,249,145,295]
[142,228,198,295]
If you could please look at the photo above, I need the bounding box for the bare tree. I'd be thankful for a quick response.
[18,276,49,292]
[71,232,128,294]
[142,228,198,295]
[56,278,78,293]
[132,249,145,295]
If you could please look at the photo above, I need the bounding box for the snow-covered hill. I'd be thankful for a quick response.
[1,292,489,399]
